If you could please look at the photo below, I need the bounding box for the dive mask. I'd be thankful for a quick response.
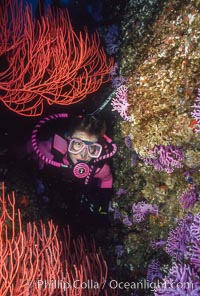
[68,138,102,158]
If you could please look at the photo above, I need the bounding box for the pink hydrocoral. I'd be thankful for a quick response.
[111,85,132,121]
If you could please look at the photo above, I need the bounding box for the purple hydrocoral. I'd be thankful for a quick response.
[124,135,133,150]
[166,214,193,260]
[188,239,200,273]
[110,63,126,88]
[111,85,132,121]
[132,201,158,223]
[155,263,200,295]
[190,212,200,240]
[131,153,139,167]
[179,185,199,211]
[116,188,127,196]
[114,245,124,257]
[124,135,139,166]
[187,212,200,272]
[122,215,133,226]
[191,88,200,132]
[150,240,167,249]
[146,259,163,282]
[113,209,121,220]
[104,24,121,55]
[111,75,126,89]
[139,145,184,173]
[157,213,200,295]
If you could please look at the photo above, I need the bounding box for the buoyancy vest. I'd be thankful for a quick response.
[31,113,117,187]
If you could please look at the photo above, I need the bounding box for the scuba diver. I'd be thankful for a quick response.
[31,112,117,230]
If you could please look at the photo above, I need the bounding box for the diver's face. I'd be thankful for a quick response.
[68,131,98,164]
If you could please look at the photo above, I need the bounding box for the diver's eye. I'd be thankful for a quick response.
[70,139,84,152]
[88,143,102,157]
[74,142,82,148]
[88,144,96,154]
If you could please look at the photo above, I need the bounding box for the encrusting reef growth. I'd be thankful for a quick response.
[106,0,200,294]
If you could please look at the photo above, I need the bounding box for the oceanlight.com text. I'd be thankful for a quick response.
[108,279,194,292]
